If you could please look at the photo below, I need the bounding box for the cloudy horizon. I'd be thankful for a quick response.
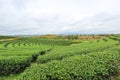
[0,0,120,35]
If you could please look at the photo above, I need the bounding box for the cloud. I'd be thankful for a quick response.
[61,12,120,34]
[0,0,120,35]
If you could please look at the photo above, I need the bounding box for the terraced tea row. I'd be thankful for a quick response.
[0,38,57,76]
[6,43,120,80]
[0,36,120,80]
[37,39,118,63]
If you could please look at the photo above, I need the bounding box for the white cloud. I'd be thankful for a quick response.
[0,0,120,35]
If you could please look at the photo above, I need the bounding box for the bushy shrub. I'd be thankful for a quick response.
[0,56,31,75]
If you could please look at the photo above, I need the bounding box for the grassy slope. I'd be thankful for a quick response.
[0,36,120,80]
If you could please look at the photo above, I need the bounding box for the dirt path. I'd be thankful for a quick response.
[0,38,19,41]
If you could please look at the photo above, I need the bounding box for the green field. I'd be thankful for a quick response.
[0,35,120,80]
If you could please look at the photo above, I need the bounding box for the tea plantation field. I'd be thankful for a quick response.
[0,35,120,80]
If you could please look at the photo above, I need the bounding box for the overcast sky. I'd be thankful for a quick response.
[0,0,120,35]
